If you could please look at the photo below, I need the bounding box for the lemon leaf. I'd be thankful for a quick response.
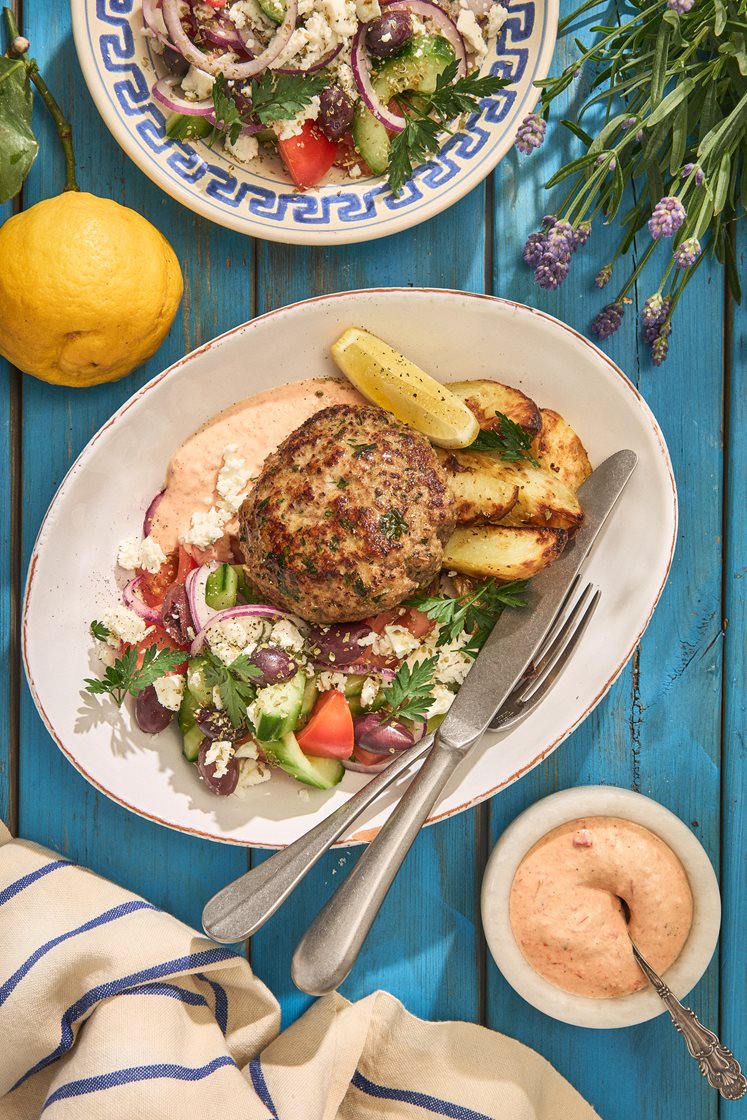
[0,57,38,203]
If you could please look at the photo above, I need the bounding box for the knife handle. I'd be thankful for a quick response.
[202,733,435,944]
[291,738,461,995]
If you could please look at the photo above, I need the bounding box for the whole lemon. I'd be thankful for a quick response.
[0,192,183,387]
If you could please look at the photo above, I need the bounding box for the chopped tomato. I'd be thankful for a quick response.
[365,606,435,639]
[296,690,354,759]
[205,0,227,7]
[279,123,339,190]
[139,546,196,608]
[131,625,189,672]
[353,746,385,768]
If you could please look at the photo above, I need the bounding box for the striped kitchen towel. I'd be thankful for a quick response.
[0,823,598,1119]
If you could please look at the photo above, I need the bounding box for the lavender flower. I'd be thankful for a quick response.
[620,117,637,130]
[523,232,546,267]
[674,237,702,268]
[642,297,672,343]
[635,130,644,142]
[680,163,705,186]
[591,303,624,340]
[595,264,613,288]
[574,221,592,247]
[667,0,694,11]
[641,293,665,324]
[596,154,617,171]
[542,214,558,229]
[651,334,670,365]
[545,219,575,260]
[534,252,570,290]
[648,196,686,239]
[515,113,546,155]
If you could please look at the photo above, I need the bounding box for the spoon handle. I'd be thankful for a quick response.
[631,943,746,1101]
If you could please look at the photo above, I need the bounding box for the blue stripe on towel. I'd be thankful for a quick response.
[351,1070,496,1120]
[120,981,209,1009]
[196,972,229,1034]
[0,900,156,1007]
[11,946,238,1091]
[0,860,72,908]
[249,1057,279,1119]
[41,1056,236,1110]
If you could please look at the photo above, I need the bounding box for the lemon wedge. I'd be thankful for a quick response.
[331,328,480,449]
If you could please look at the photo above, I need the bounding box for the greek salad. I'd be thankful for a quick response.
[143,0,510,192]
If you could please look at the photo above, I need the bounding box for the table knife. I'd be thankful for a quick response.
[291,448,638,995]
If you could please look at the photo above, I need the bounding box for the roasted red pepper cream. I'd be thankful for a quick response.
[509,816,693,998]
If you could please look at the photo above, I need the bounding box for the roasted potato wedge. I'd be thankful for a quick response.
[531,408,592,493]
[494,459,584,534]
[444,525,568,581]
[435,448,519,525]
[448,379,542,437]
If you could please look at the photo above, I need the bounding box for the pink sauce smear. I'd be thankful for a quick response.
[509,816,693,998]
[149,376,364,561]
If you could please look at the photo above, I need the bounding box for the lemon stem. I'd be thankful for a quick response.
[3,8,79,193]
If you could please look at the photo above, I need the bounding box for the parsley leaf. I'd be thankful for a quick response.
[201,649,262,729]
[90,619,111,642]
[388,63,509,195]
[468,411,540,466]
[84,645,186,707]
[210,71,328,148]
[410,579,529,656]
[381,656,438,724]
[379,509,408,540]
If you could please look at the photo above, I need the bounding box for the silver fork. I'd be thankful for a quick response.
[201,580,601,945]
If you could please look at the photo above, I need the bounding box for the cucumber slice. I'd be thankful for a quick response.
[254,670,306,741]
[186,657,212,707]
[297,676,319,729]
[344,674,366,699]
[178,691,204,762]
[166,113,212,141]
[264,732,345,790]
[352,35,456,175]
[205,563,238,611]
[257,0,285,21]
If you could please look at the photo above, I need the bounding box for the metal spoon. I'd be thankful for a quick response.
[619,898,746,1100]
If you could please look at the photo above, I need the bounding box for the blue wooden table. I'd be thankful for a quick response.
[1,3,745,1117]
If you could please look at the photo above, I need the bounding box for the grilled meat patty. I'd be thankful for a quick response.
[238,404,456,623]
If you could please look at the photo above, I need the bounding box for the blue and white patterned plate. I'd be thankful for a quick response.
[72,0,557,244]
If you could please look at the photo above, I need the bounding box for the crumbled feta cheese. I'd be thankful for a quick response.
[225,133,260,166]
[233,758,272,797]
[487,3,508,37]
[424,683,457,718]
[360,676,379,708]
[298,787,311,802]
[457,8,487,57]
[317,671,348,693]
[208,617,271,664]
[204,739,235,779]
[275,94,321,140]
[333,60,356,97]
[212,686,224,711]
[181,65,215,101]
[182,507,228,549]
[349,164,362,178]
[229,0,273,29]
[100,607,151,647]
[382,624,422,659]
[270,619,306,652]
[217,444,253,513]
[322,0,358,35]
[234,741,259,760]
[154,674,186,712]
[355,0,380,20]
[116,536,143,572]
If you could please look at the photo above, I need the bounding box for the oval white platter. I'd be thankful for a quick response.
[71,0,557,245]
[23,289,677,848]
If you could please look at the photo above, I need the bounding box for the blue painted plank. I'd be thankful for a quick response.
[0,195,15,831]
[250,197,488,1026]
[721,224,747,1115]
[16,3,252,931]
[487,16,723,1120]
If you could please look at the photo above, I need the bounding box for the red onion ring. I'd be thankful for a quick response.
[342,755,392,774]
[142,0,174,47]
[190,603,304,656]
[351,22,405,133]
[162,0,299,78]
[381,0,468,76]
[123,576,161,626]
[185,561,219,634]
[205,111,266,135]
[312,660,396,680]
[273,42,344,75]
[201,18,246,51]
[143,489,165,537]
[152,76,215,116]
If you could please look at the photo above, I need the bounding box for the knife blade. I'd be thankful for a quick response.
[291,449,638,995]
